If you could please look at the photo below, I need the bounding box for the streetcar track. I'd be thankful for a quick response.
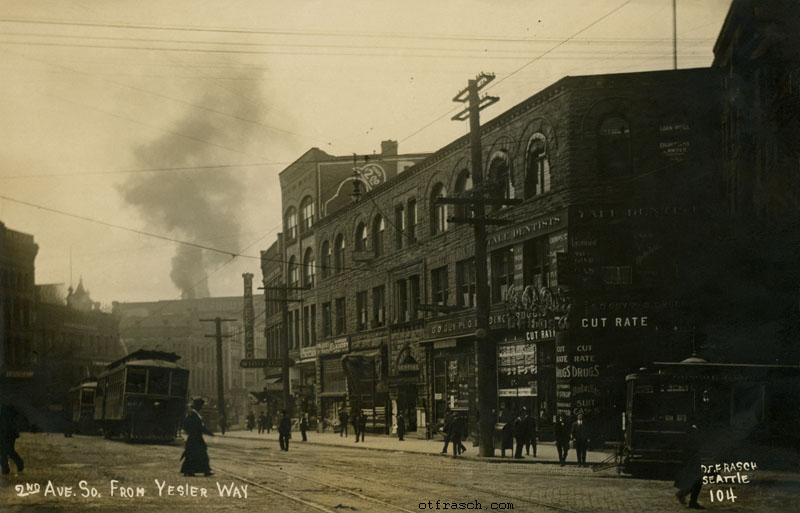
[213,441,582,513]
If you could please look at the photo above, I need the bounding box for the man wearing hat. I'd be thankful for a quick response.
[278,410,292,451]
[570,413,589,467]
[180,398,214,477]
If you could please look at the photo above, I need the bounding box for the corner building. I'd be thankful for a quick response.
[271,67,722,442]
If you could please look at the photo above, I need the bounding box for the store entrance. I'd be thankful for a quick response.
[396,384,418,431]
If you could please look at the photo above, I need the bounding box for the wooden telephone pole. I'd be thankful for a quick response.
[200,317,237,431]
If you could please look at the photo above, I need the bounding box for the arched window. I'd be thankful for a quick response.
[598,116,631,176]
[525,133,550,198]
[284,207,298,241]
[454,169,473,218]
[300,196,315,233]
[320,240,331,279]
[288,256,299,288]
[487,153,514,211]
[430,182,448,235]
[303,248,315,288]
[372,215,385,257]
[355,223,368,252]
[334,233,346,273]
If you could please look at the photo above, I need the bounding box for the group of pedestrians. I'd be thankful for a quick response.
[553,412,589,466]
[335,408,367,442]
[440,408,468,458]
[246,411,273,434]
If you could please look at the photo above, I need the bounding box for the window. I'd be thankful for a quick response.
[288,256,299,288]
[303,248,315,288]
[456,258,476,307]
[454,169,473,218]
[409,274,421,320]
[523,237,550,288]
[334,297,346,335]
[396,279,408,323]
[126,368,147,393]
[431,266,449,310]
[300,196,315,233]
[310,304,317,345]
[322,302,332,338]
[294,310,300,348]
[303,305,311,346]
[525,133,550,197]
[372,285,386,328]
[407,199,417,242]
[598,115,631,176]
[488,153,514,212]
[430,183,448,235]
[356,290,368,330]
[395,204,405,249]
[355,223,368,252]
[373,215,385,257]
[285,207,298,241]
[320,241,331,279]
[334,234,346,273]
[286,311,293,349]
[491,247,514,303]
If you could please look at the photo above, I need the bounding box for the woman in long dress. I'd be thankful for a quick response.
[180,398,214,477]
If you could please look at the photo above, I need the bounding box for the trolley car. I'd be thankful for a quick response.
[67,378,99,435]
[94,349,189,441]
[622,358,800,476]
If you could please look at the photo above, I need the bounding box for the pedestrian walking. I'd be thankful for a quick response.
[500,408,514,458]
[257,412,266,434]
[513,408,529,459]
[525,410,538,457]
[440,408,452,454]
[675,417,705,509]
[450,413,468,458]
[571,413,589,467]
[0,402,24,475]
[246,411,255,432]
[396,412,405,441]
[351,409,361,442]
[265,411,273,434]
[180,398,213,477]
[300,413,308,442]
[339,409,349,437]
[555,413,571,466]
[278,410,292,451]
[358,410,367,442]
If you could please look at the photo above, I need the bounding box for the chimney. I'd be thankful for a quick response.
[381,140,398,156]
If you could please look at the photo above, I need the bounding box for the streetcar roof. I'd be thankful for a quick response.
[105,348,182,370]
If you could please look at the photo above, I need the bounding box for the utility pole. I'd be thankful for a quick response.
[200,317,237,431]
[447,73,508,457]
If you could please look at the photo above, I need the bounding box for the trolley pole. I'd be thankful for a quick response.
[201,317,237,432]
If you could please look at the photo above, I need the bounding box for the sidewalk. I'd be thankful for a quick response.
[221,428,613,467]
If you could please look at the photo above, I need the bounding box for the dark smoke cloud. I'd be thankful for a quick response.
[118,75,266,298]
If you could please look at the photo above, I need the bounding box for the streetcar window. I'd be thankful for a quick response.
[81,390,95,404]
[171,372,188,397]
[148,368,170,396]
[126,368,147,393]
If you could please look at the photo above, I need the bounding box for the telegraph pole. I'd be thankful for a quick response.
[200,317,237,432]
[449,73,503,457]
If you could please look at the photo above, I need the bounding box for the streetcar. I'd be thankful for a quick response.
[622,357,800,476]
[67,378,99,435]
[94,349,189,441]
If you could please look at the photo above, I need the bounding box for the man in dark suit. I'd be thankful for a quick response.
[396,412,405,441]
[554,413,571,466]
[278,410,292,451]
[571,413,589,467]
[513,409,529,459]
[339,409,349,437]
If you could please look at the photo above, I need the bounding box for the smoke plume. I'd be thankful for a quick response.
[118,76,266,298]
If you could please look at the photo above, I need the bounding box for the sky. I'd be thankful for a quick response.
[0,0,733,307]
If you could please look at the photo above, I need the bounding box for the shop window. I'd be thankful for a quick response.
[598,115,632,176]
[456,258,476,307]
[491,247,514,303]
[525,133,550,198]
[430,183,448,235]
[372,285,386,328]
